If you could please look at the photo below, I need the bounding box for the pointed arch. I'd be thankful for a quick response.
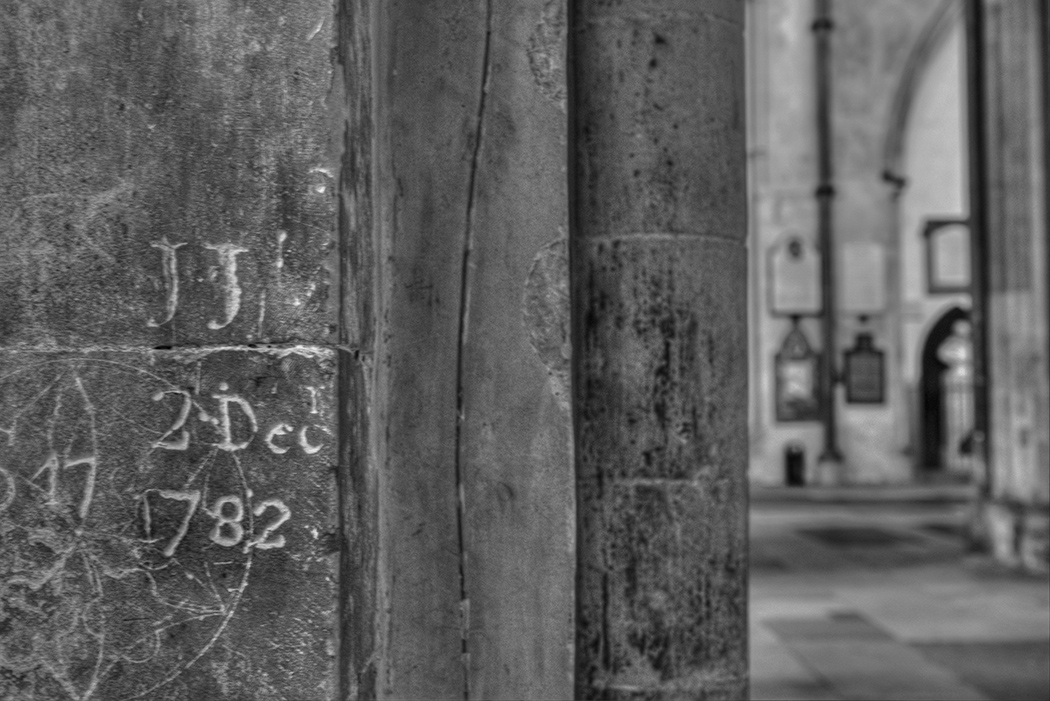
[882,0,964,189]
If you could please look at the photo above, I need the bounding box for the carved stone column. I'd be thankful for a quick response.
[973,0,1050,572]
[570,0,750,697]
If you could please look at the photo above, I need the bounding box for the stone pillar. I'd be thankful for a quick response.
[0,2,357,699]
[976,0,1050,571]
[571,0,749,698]
[372,1,574,699]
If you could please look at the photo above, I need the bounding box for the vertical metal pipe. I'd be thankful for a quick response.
[570,0,749,698]
[1043,0,1050,382]
[964,0,993,493]
[814,0,843,464]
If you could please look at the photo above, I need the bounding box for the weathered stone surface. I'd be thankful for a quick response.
[572,3,745,240]
[0,3,354,697]
[459,3,574,696]
[0,0,340,348]
[571,0,749,697]
[576,479,747,699]
[374,0,575,697]
[576,239,748,484]
[0,348,339,700]
[574,239,749,699]
[373,4,486,696]
[976,0,1050,572]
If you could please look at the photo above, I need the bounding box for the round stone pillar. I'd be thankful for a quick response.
[570,1,750,697]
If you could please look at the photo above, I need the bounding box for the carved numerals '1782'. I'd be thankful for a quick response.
[142,490,291,556]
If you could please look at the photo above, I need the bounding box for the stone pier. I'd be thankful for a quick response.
[974,0,1050,572]
[571,0,750,698]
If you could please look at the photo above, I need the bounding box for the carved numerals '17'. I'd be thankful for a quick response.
[141,489,291,556]
[32,451,97,521]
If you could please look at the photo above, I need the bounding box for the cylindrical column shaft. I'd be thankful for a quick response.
[964,0,993,493]
[570,1,749,698]
[972,0,1050,572]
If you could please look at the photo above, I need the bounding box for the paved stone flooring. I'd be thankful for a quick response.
[750,497,1050,700]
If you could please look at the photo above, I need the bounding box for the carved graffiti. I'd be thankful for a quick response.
[211,383,258,451]
[0,465,14,513]
[146,238,187,328]
[204,243,249,330]
[276,230,288,271]
[298,425,324,455]
[0,357,329,700]
[247,498,291,551]
[146,241,254,332]
[264,423,293,454]
[142,488,202,558]
[151,389,192,450]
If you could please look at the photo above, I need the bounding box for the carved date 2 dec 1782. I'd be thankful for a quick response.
[0,353,336,700]
[3,377,324,556]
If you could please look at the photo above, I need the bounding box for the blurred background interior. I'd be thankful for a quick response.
[744,1,1049,698]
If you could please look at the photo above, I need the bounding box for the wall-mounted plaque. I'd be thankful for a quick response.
[769,236,822,316]
[923,219,971,294]
[775,320,822,422]
[844,332,885,404]
[840,242,887,313]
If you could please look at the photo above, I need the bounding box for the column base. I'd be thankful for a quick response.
[974,499,1050,574]
[815,452,844,486]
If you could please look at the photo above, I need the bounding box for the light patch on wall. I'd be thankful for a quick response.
[768,235,822,316]
[840,242,886,314]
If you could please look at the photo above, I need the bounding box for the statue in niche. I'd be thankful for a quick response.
[937,320,975,474]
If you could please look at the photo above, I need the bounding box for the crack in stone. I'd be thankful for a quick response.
[452,3,495,698]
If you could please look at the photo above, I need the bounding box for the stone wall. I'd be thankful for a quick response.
[747,0,969,485]
[0,1,346,697]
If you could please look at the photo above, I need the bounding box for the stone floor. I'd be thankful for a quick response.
[750,494,1050,700]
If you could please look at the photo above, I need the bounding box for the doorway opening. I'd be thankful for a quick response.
[918,306,974,480]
